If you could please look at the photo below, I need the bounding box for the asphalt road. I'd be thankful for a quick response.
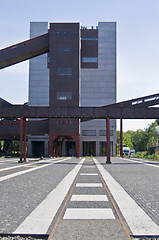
[0,156,159,240]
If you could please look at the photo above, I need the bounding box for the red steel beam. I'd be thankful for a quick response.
[0,33,49,69]
[23,119,27,162]
[120,119,123,158]
[19,117,23,162]
[0,105,159,119]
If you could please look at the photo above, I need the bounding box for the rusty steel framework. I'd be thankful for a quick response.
[0,93,159,119]
[0,32,159,162]
[0,93,159,163]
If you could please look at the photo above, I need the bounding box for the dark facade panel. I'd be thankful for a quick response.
[49,23,80,134]
[49,119,79,133]
[81,29,98,68]
[0,120,20,139]
[0,97,12,106]
[49,23,80,107]
[27,120,49,134]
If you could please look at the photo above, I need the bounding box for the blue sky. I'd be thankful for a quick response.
[0,0,159,131]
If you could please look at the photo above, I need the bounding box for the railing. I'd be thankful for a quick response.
[81,26,98,30]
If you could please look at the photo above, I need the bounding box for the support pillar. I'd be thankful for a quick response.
[106,118,111,164]
[23,119,27,162]
[49,134,53,157]
[60,142,62,157]
[120,119,123,158]
[52,142,55,157]
[72,134,80,158]
[76,134,80,158]
[19,117,23,162]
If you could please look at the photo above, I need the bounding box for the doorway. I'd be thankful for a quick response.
[32,141,44,157]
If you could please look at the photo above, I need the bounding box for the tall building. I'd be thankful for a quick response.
[28,21,116,157]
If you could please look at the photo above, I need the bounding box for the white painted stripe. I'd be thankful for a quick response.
[14,158,85,235]
[123,158,159,169]
[0,159,17,164]
[0,158,64,172]
[63,208,115,219]
[0,162,35,172]
[76,183,102,187]
[83,166,95,168]
[70,194,108,201]
[0,158,71,182]
[93,158,159,236]
[80,173,98,176]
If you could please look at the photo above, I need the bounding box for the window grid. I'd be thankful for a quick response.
[99,130,113,136]
[81,38,98,40]
[82,130,96,136]
[82,57,98,63]
[57,92,72,100]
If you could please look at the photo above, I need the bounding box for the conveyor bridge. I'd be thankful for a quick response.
[0,33,49,69]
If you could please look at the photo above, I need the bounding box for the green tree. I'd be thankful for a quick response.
[131,130,147,152]
[116,130,134,155]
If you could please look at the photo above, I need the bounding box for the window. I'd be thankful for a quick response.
[57,68,72,75]
[82,57,98,63]
[99,130,113,136]
[82,130,96,136]
[99,142,113,156]
[81,38,98,40]
[58,47,72,52]
[57,120,72,125]
[57,92,72,100]
[57,31,72,35]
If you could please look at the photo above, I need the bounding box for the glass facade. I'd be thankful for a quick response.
[99,141,113,156]
[83,141,96,156]
[82,57,98,63]
[82,38,98,40]
[99,130,113,136]
[82,130,96,136]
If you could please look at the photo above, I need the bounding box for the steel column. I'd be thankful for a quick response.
[19,117,23,162]
[52,142,55,157]
[120,119,123,158]
[23,119,27,162]
[106,118,111,164]
[76,134,80,158]
[49,134,53,157]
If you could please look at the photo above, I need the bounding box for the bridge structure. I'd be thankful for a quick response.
[0,32,159,162]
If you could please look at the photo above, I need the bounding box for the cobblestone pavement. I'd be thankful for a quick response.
[0,157,159,239]
[100,157,159,226]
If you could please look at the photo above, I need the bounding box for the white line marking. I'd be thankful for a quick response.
[122,158,159,168]
[0,158,64,172]
[83,166,95,168]
[0,159,17,164]
[80,173,98,176]
[0,158,71,182]
[0,162,35,172]
[70,194,108,201]
[76,183,103,187]
[14,158,85,235]
[93,158,159,236]
[63,208,115,219]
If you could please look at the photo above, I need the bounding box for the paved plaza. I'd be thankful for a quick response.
[0,157,159,239]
